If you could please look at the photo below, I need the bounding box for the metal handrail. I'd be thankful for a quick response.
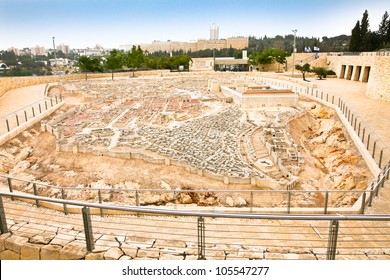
[2,191,390,221]
[0,174,374,194]
[0,96,62,120]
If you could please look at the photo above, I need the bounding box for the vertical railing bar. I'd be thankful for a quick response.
[250,191,253,213]
[7,178,14,201]
[82,206,95,252]
[326,220,339,260]
[33,183,40,208]
[197,216,206,260]
[98,189,103,217]
[360,191,366,214]
[0,195,9,234]
[324,192,329,214]
[61,188,68,215]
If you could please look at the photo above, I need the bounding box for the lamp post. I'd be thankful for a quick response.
[52,36,57,68]
[292,29,297,78]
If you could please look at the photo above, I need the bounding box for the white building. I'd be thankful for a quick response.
[210,23,219,40]
[31,45,47,56]
[57,44,70,55]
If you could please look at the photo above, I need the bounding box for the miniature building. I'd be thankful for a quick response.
[221,84,298,108]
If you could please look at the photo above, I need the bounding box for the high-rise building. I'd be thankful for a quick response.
[210,23,219,40]
[31,45,47,56]
[7,47,20,56]
[57,44,70,55]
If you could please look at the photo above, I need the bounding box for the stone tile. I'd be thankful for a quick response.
[4,235,29,254]
[137,248,160,259]
[40,244,62,260]
[21,243,42,260]
[104,247,124,260]
[59,241,87,260]
[0,250,19,260]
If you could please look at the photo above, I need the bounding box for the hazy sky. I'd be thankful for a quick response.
[0,0,389,50]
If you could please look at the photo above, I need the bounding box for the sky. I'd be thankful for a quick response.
[0,0,389,50]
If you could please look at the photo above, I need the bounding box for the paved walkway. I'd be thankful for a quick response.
[0,84,45,117]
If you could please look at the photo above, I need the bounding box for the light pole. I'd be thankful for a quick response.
[52,36,57,68]
[292,29,297,78]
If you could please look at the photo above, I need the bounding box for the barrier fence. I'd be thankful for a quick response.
[0,95,63,136]
[1,191,390,260]
[1,160,389,215]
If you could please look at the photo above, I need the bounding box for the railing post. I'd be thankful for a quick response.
[372,140,377,159]
[332,95,335,104]
[326,220,339,260]
[358,122,361,137]
[250,191,253,213]
[287,191,291,214]
[0,195,9,234]
[6,119,10,132]
[61,188,68,215]
[324,191,329,214]
[32,107,35,118]
[135,190,139,206]
[7,178,14,201]
[369,184,374,206]
[45,100,48,110]
[98,189,104,217]
[197,216,206,260]
[379,149,384,168]
[50,98,53,107]
[360,191,367,214]
[39,104,42,114]
[24,110,28,122]
[362,128,366,143]
[82,207,95,252]
[33,183,40,208]
[15,114,19,126]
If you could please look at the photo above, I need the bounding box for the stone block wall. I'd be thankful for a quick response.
[366,57,390,101]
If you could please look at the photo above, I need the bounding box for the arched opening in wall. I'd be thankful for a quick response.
[362,66,371,83]
[346,65,353,80]
[339,65,346,79]
[353,66,362,81]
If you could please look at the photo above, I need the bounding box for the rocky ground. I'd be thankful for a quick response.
[288,99,373,206]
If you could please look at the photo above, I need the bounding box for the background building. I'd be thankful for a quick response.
[57,44,70,55]
[31,45,46,56]
[210,24,219,40]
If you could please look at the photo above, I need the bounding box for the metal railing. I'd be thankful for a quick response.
[1,161,389,215]
[0,95,63,136]
[1,191,390,260]
[255,77,390,169]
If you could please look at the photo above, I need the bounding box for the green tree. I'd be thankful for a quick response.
[360,10,370,51]
[295,63,311,81]
[312,67,327,80]
[125,46,146,76]
[349,21,361,51]
[378,11,390,45]
[78,56,103,80]
[104,49,124,80]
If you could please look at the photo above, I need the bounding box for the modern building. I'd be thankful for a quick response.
[31,45,47,56]
[7,47,20,56]
[189,57,249,72]
[57,44,70,55]
[210,24,219,40]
